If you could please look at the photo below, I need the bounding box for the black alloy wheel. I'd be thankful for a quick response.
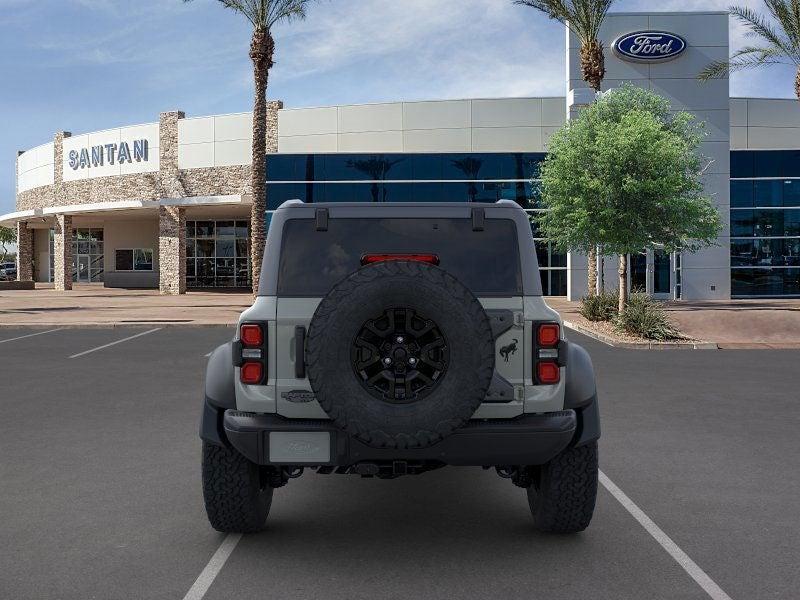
[351,307,449,404]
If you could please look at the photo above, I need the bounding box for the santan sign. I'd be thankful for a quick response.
[613,31,687,62]
[68,139,149,170]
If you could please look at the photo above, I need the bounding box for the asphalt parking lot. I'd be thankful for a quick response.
[1,326,798,600]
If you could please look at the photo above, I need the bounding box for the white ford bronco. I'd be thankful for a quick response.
[201,200,600,533]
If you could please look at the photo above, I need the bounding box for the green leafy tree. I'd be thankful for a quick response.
[0,226,15,263]
[184,0,314,293]
[699,2,800,100]
[514,0,616,294]
[536,85,722,313]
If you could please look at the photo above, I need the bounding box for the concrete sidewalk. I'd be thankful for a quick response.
[547,297,800,349]
[0,284,251,327]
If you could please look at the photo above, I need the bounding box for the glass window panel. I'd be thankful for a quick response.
[781,150,800,177]
[186,222,195,238]
[215,258,235,278]
[754,180,783,206]
[754,151,783,177]
[732,268,800,296]
[753,210,784,236]
[730,151,754,178]
[186,258,196,277]
[730,210,754,237]
[115,249,133,271]
[236,239,249,258]
[195,221,215,237]
[410,183,444,203]
[278,217,522,296]
[216,221,236,237]
[134,249,153,271]
[267,182,305,208]
[535,241,549,268]
[785,210,800,236]
[186,239,195,257]
[550,269,567,296]
[539,270,549,295]
[216,239,235,258]
[438,182,469,202]
[77,241,90,255]
[411,154,443,180]
[550,246,567,268]
[783,180,800,207]
[92,229,103,241]
[235,221,249,237]
[382,183,414,203]
[730,180,753,208]
[520,153,546,179]
[196,240,215,257]
[444,154,487,180]
[266,154,301,181]
[235,259,250,284]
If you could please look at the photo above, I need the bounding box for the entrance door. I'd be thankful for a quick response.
[630,252,647,293]
[77,256,90,282]
[626,249,673,298]
[652,249,672,299]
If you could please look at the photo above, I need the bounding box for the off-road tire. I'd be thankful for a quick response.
[527,441,598,533]
[306,260,495,450]
[202,442,273,533]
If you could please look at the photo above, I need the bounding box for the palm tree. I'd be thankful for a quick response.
[184,0,312,293]
[515,0,615,295]
[699,2,800,101]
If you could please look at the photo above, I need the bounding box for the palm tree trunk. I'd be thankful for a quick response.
[580,39,604,296]
[618,254,628,314]
[249,29,274,295]
[796,67,800,102]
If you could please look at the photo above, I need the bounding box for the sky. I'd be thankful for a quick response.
[0,0,797,216]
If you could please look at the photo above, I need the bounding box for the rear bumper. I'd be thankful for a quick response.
[220,409,580,467]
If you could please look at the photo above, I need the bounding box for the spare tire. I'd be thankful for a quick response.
[306,260,495,449]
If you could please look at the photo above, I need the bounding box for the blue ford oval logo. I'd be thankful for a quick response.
[613,31,687,62]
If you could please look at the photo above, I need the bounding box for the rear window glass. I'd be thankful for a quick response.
[277,218,522,296]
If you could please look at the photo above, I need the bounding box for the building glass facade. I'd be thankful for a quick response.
[731,151,800,297]
[265,152,568,295]
[186,220,251,288]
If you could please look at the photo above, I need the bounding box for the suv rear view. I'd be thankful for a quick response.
[201,201,600,534]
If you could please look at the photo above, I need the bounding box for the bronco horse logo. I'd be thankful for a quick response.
[499,339,518,362]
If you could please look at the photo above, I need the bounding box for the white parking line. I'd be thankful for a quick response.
[182,533,242,600]
[68,328,162,359]
[600,470,733,600]
[0,329,63,345]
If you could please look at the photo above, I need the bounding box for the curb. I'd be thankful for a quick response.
[563,320,718,350]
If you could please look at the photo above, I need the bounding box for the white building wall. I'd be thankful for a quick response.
[567,11,731,301]
[275,98,565,154]
[177,112,253,169]
[730,98,800,150]
[17,142,55,193]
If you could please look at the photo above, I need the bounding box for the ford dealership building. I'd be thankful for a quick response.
[3,11,799,300]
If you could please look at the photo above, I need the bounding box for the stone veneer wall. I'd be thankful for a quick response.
[53,214,73,291]
[15,222,33,281]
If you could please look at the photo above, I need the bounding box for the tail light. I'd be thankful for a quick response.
[534,322,562,385]
[361,254,440,265]
[234,322,267,385]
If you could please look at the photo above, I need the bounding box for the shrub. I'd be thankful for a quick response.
[579,290,619,322]
[614,294,684,340]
